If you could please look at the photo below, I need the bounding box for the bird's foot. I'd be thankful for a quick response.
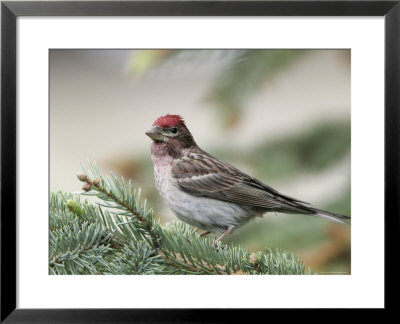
[211,225,235,250]
[212,241,227,250]
[199,231,211,237]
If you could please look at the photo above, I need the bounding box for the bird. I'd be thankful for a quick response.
[145,114,350,245]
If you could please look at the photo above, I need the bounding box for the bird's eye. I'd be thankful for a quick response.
[171,127,178,134]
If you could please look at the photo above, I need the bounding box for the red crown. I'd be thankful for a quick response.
[153,114,185,128]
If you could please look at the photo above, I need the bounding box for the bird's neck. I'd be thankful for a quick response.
[151,140,195,164]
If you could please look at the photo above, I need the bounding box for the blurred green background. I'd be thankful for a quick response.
[50,49,351,274]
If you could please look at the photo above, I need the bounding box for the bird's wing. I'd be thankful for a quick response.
[171,152,310,211]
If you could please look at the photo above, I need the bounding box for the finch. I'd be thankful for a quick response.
[146,114,350,244]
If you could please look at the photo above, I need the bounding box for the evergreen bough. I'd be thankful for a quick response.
[49,161,312,275]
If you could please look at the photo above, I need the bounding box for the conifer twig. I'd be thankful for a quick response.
[78,173,161,249]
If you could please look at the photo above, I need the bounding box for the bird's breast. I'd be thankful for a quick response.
[153,162,173,203]
[152,161,255,233]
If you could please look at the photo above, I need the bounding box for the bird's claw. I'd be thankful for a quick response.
[212,241,227,250]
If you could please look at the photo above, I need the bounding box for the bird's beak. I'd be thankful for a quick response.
[145,126,164,142]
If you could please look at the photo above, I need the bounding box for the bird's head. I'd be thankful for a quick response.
[146,114,195,150]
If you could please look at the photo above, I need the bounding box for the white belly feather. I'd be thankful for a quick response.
[153,162,254,233]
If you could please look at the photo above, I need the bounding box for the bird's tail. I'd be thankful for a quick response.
[310,207,351,225]
[275,192,351,225]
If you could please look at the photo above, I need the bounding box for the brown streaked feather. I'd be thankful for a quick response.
[171,149,313,213]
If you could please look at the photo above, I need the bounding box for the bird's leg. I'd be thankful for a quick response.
[199,231,211,237]
[213,225,235,249]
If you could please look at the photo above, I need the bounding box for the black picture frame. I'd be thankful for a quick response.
[1,0,398,321]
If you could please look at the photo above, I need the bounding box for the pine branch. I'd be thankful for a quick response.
[78,166,161,249]
[49,193,114,274]
[49,161,312,275]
